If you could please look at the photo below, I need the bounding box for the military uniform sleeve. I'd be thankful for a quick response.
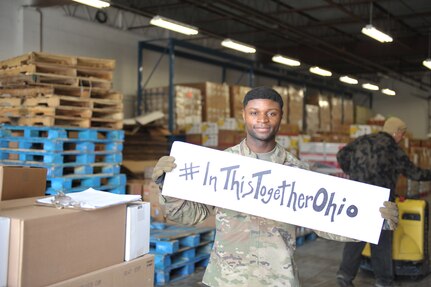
[337,141,355,174]
[313,230,357,242]
[159,194,214,225]
[397,146,431,181]
[155,175,214,226]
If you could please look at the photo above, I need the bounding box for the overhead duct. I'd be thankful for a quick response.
[23,0,73,7]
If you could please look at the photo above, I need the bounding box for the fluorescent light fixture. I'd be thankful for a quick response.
[423,59,431,70]
[72,0,110,9]
[221,39,256,54]
[150,15,198,35]
[382,88,396,96]
[361,24,393,43]
[272,54,301,67]
[362,83,379,91]
[339,75,358,85]
[309,66,332,77]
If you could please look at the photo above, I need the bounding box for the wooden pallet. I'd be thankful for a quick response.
[90,118,123,130]
[0,52,115,71]
[18,116,91,128]
[0,63,114,82]
[0,52,77,69]
[0,63,76,77]
[0,97,21,107]
[0,74,111,92]
[0,86,54,97]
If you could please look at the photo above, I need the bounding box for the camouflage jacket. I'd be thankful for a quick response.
[161,139,351,287]
[337,132,431,201]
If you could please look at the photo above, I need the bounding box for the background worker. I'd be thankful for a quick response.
[336,117,431,287]
[153,87,398,287]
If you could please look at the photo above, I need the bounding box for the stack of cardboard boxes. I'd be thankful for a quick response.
[0,166,155,287]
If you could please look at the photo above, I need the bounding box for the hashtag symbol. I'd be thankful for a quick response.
[179,162,200,180]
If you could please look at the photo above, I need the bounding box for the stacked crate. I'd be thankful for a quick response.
[143,85,202,131]
[0,52,126,195]
[0,125,126,194]
[0,52,123,130]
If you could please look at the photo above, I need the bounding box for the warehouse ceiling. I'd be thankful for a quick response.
[27,0,431,93]
[110,0,431,91]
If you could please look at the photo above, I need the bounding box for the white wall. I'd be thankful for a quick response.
[1,0,430,137]
[0,0,23,58]
[372,79,430,138]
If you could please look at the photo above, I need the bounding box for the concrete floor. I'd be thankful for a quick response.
[164,237,431,286]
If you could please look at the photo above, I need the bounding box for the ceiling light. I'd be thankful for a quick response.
[423,59,431,70]
[309,66,332,77]
[382,88,396,96]
[221,39,256,54]
[72,0,110,9]
[150,15,198,35]
[339,76,358,85]
[361,24,393,43]
[272,54,300,67]
[362,83,379,91]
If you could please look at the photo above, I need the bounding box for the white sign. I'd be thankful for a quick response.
[163,141,390,244]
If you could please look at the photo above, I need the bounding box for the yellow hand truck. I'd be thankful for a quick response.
[361,198,429,279]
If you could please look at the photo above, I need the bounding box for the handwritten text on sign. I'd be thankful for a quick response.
[162,141,390,244]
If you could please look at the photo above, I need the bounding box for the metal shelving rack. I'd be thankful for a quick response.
[137,38,371,132]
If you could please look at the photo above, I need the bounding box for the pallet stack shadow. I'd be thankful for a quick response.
[150,223,216,285]
[0,52,123,129]
[0,125,126,194]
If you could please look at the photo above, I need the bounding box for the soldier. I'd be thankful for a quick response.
[336,116,431,287]
[152,86,398,287]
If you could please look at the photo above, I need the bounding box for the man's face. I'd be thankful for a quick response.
[394,128,407,143]
[242,99,282,142]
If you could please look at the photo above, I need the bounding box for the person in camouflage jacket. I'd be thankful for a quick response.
[336,117,431,287]
[152,87,398,287]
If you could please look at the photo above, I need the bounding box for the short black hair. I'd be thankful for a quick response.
[243,86,283,109]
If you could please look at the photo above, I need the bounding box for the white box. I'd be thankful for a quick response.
[0,217,10,287]
[125,202,150,261]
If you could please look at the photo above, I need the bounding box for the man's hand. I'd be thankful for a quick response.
[379,201,399,230]
[152,156,176,182]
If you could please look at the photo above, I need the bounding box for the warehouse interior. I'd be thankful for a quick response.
[1,0,431,286]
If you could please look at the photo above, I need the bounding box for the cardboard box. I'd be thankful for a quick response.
[125,202,150,261]
[0,197,43,210]
[48,254,155,287]
[127,179,165,222]
[0,201,126,287]
[0,166,47,201]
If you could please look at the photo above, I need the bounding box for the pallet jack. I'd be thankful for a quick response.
[361,198,429,279]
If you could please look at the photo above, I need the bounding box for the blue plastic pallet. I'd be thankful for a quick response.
[296,232,317,247]
[154,248,196,270]
[153,241,213,270]
[45,183,126,195]
[45,173,126,193]
[150,225,216,253]
[0,150,122,165]
[0,124,124,141]
[0,138,123,152]
[154,254,211,286]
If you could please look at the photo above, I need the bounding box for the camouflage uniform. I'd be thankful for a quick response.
[161,139,351,287]
[337,131,431,201]
[336,131,431,286]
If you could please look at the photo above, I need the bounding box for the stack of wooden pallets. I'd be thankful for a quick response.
[0,52,123,130]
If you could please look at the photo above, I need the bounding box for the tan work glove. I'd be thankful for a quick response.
[151,156,176,182]
[379,201,399,230]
